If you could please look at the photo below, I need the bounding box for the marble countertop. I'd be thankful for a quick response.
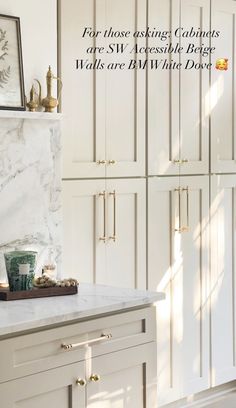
[0,283,164,338]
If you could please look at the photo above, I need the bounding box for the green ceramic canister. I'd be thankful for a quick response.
[4,251,38,291]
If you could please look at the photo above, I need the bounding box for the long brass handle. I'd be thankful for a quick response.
[62,333,112,351]
[174,187,189,233]
[109,190,116,242]
[174,187,181,233]
[181,187,189,232]
[99,191,107,243]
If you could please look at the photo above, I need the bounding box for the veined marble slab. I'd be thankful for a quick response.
[0,283,165,337]
[0,117,62,282]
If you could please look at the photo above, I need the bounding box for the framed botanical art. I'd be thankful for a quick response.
[0,14,25,110]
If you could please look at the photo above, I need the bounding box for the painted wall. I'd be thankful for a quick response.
[0,0,57,100]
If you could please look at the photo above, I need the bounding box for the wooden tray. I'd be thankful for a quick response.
[0,285,78,301]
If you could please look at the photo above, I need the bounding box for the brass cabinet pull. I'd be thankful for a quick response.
[97,160,107,165]
[90,374,101,382]
[62,333,112,351]
[174,187,189,233]
[108,160,117,165]
[174,187,182,233]
[76,378,86,386]
[181,187,189,232]
[109,190,116,242]
[173,159,189,164]
[99,191,107,243]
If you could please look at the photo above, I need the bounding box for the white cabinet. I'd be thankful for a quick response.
[86,344,157,408]
[211,0,236,173]
[62,179,146,289]
[60,0,146,179]
[148,0,210,176]
[211,175,236,386]
[148,176,209,405]
[0,362,86,408]
[0,308,157,408]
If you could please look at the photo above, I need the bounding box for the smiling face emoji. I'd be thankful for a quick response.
[216,58,229,71]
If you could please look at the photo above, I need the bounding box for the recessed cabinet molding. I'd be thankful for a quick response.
[211,0,236,173]
[62,179,146,289]
[148,0,210,176]
[0,301,159,408]
[211,175,236,386]
[60,0,146,179]
[148,176,210,405]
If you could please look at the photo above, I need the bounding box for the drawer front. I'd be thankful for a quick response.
[0,307,156,383]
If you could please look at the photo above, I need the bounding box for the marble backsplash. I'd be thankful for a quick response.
[0,117,62,282]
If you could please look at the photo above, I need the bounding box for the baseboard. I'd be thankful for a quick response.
[162,381,236,408]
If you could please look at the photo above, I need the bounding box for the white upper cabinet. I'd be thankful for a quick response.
[62,179,146,289]
[60,0,146,179]
[211,175,236,386]
[148,0,210,176]
[148,176,209,405]
[211,0,236,173]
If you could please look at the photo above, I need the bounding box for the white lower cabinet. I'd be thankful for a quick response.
[62,179,146,289]
[148,176,210,406]
[211,175,236,386]
[0,308,157,408]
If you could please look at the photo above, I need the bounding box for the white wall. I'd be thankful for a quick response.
[0,0,57,100]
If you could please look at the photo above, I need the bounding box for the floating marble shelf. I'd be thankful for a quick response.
[0,110,63,120]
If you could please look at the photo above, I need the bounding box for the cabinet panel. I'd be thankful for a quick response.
[179,0,210,175]
[62,179,146,289]
[60,0,146,178]
[148,0,209,176]
[148,176,209,405]
[211,175,236,386]
[62,180,106,282]
[148,0,180,176]
[60,0,106,179]
[0,362,86,408]
[86,343,157,408]
[211,0,236,173]
[104,179,146,289]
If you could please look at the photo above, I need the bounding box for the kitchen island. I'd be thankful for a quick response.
[0,283,164,408]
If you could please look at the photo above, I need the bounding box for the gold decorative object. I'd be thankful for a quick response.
[42,65,62,112]
[26,79,41,112]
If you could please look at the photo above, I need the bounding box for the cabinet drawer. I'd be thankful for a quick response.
[0,307,156,383]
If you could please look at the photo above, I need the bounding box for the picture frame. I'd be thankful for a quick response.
[0,14,25,111]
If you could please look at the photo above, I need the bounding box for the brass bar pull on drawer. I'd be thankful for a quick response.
[99,191,107,243]
[109,190,116,242]
[61,333,112,351]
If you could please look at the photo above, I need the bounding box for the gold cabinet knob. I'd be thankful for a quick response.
[97,160,107,165]
[90,374,101,382]
[76,378,86,386]
[108,160,117,165]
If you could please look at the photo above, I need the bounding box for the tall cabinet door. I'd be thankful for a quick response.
[148,176,209,405]
[62,180,106,282]
[179,0,210,175]
[60,0,106,179]
[211,0,236,173]
[60,0,146,179]
[86,343,157,408]
[211,175,236,386]
[101,179,146,289]
[0,362,86,408]
[148,0,210,176]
